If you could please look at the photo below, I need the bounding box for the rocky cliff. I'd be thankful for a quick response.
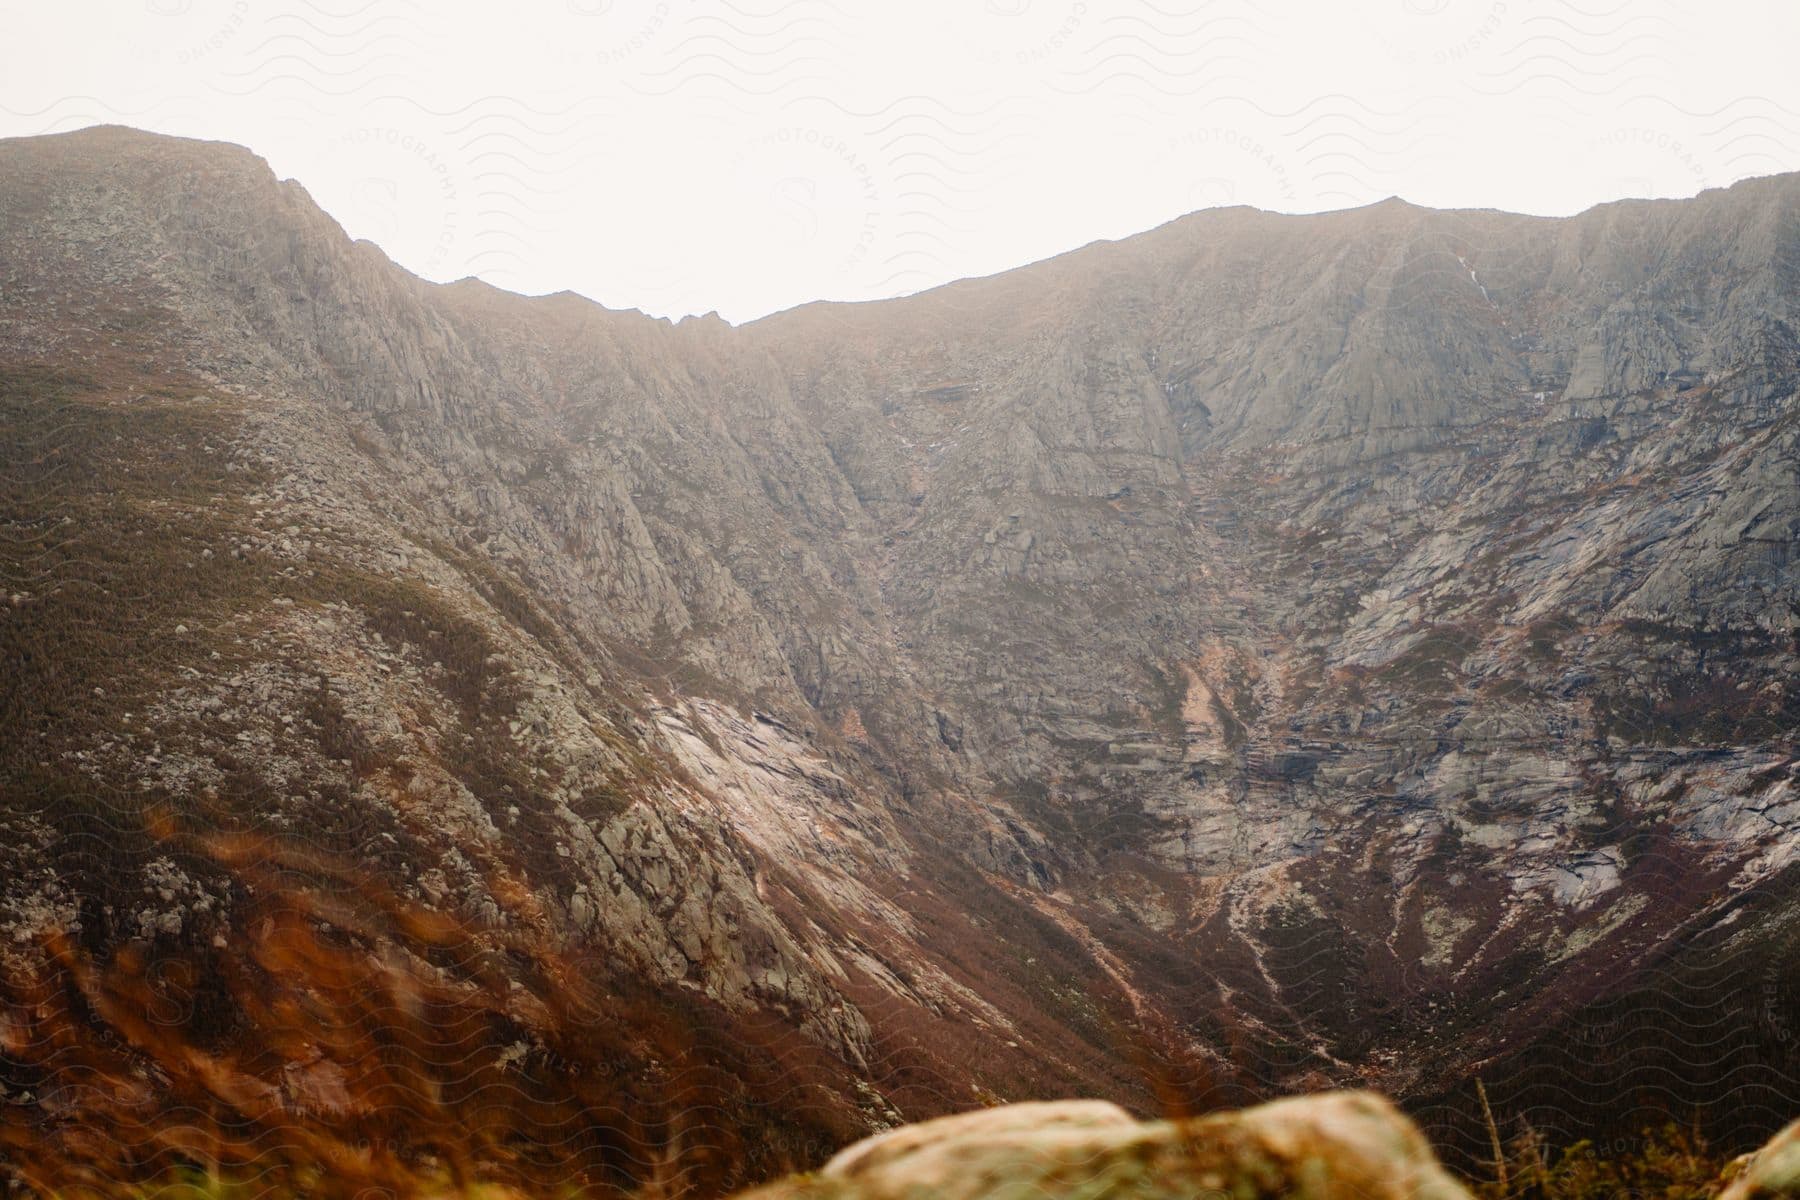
[1,126,1797,1194]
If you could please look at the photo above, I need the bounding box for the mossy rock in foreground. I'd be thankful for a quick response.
[738,1091,1472,1200]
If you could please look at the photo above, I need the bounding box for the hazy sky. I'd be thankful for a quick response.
[5,1,1799,322]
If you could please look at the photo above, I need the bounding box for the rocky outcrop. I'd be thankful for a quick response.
[740,1092,1473,1199]
[1726,1118,1800,1199]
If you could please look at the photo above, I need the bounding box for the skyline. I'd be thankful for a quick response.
[5,0,1799,322]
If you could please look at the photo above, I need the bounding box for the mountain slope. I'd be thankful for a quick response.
[1,125,1797,1193]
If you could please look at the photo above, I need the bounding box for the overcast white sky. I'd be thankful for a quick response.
[5,1,1800,322]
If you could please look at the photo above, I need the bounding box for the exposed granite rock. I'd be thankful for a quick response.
[1724,1117,1800,1199]
[740,1092,1472,1199]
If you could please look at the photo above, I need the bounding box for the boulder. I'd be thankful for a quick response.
[1723,1118,1800,1199]
[741,1091,1472,1199]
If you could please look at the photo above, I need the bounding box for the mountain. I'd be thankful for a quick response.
[2,125,1797,1195]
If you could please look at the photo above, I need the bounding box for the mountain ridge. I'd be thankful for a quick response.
[19,124,1792,329]
[1,122,1797,1196]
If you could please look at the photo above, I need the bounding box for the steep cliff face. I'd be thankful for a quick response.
[1,126,1797,1188]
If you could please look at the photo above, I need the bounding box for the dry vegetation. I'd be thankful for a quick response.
[0,825,852,1200]
[0,363,859,1199]
[1472,1107,1730,1199]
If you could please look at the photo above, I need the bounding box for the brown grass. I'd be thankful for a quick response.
[0,817,858,1200]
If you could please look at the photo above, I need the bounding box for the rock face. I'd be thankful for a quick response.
[741,1092,1474,1199]
[1,125,1798,1188]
